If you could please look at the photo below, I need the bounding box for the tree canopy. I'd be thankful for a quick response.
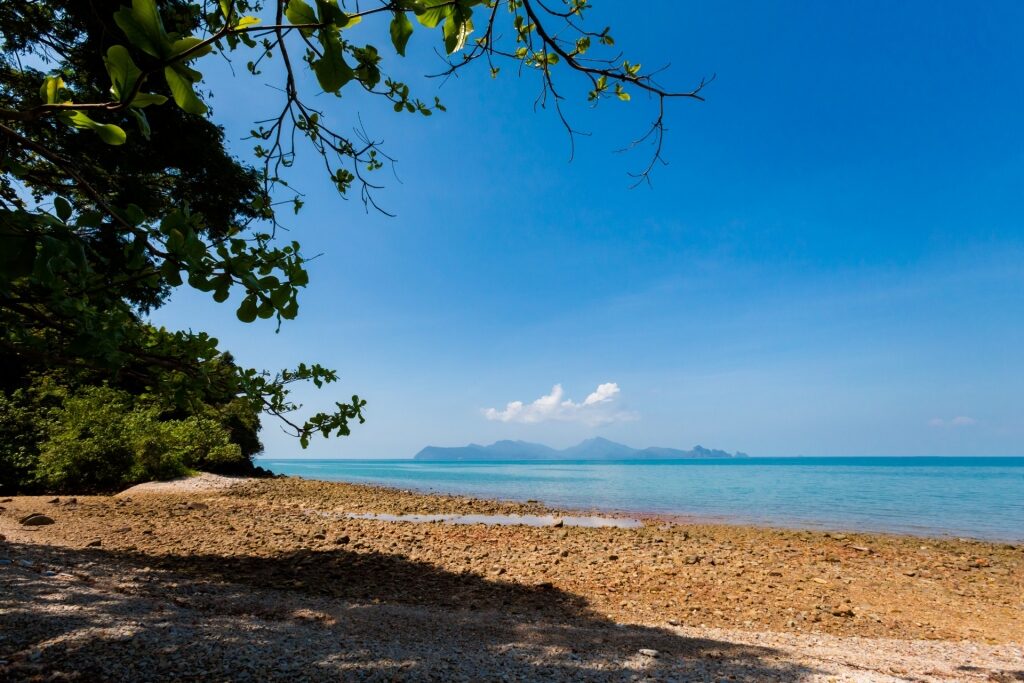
[0,0,708,459]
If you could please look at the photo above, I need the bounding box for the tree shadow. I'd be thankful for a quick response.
[1,541,819,681]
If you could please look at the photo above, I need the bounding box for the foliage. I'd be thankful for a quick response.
[0,0,705,463]
[28,383,247,493]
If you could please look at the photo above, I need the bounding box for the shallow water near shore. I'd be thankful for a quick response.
[259,456,1024,541]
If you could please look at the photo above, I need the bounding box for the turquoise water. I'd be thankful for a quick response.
[258,457,1024,541]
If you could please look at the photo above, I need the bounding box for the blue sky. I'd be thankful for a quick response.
[152,1,1024,457]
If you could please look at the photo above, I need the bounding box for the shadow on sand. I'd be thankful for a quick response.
[1,540,819,681]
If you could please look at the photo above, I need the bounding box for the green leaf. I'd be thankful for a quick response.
[235,16,261,29]
[390,12,414,56]
[103,45,142,102]
[129,92,168,108]
[313,31,353,93]
[314,0,346,25]
[61,111,127,145]
[128,109,152,139]
[40,76,68,105]
[442,6,473,55]
[172,36,214,61]
[164,65,207,115]
[285,0,318,33]
[236,296,258,323]
[53,197,73,222]
[113,0,174,59]
[415,1,451,28]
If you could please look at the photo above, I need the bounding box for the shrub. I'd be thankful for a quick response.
[0,390,44,494]
[34,385,247,493]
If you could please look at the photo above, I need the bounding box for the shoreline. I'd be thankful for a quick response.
[2,474,1022,680]
[267,470,1024,544]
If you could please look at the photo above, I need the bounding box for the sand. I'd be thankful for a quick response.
[1,475,1021,681]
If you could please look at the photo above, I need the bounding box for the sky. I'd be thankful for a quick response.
[151,1,1024,458]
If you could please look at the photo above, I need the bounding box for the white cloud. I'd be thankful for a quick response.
[929,416,978,428]
[483,382,633,425]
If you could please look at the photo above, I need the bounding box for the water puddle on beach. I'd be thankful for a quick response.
[331,512,643,528]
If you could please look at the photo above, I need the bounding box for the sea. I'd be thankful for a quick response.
[257,457,1024,541]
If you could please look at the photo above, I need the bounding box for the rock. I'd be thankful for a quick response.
[0,534,5,542]
[684,555,700,565]
[47,497,60,504]
[186,502,208,511]
[64,497,78,506]
[20,513,55,526]
[638,648,660,658]
[18,559,33,567]
[608,554,619,561]
[831,607,855,618]
[0,558,11,565]
[667,619,680,626]
[0,498,12,503]
[86,539,102,548]
[559,549,569,558]
[335,535,350,545]
[551,518,564,528]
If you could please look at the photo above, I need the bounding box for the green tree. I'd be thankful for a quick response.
[0,0,708,452]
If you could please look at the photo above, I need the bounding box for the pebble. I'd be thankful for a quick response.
[0,559,11,566]
[20,513,55,526]
[86,539,103,548]
[638,648,660,658]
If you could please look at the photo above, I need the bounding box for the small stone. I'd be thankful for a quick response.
[551,518,564,528]
[42,570,57,577]
[902,571,917,577]
[186,502,208,511]
[18,559,34,567]
[684,555,700,565]
[0,534,5,542]
[0,558,11,566]
[64,497,78,506]
[608,554,619,561]
[86,539,102,548]
[667,619,680,626]
[0,498,12,503]
[638,649,660,658]
[560,549,569,557]
[831,607,855,618]
[335,535,350,545]
[20,513,55,526]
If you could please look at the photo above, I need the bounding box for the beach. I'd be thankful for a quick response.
[2,475,1022,681]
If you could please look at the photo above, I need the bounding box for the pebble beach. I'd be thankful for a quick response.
[2,474,1022,681]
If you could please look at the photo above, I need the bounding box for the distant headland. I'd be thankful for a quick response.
[413,437,749,461]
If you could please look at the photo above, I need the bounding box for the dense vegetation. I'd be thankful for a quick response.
[0,0,703,492]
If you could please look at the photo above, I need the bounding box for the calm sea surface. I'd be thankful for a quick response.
[257,457,1024,541]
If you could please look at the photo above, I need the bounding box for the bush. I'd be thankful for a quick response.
[34,385,247,493]
[0,390,45,495]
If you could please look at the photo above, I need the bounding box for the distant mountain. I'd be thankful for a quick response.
[413,438,749,461]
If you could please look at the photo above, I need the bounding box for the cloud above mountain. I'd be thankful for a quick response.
[483,382,633,425]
